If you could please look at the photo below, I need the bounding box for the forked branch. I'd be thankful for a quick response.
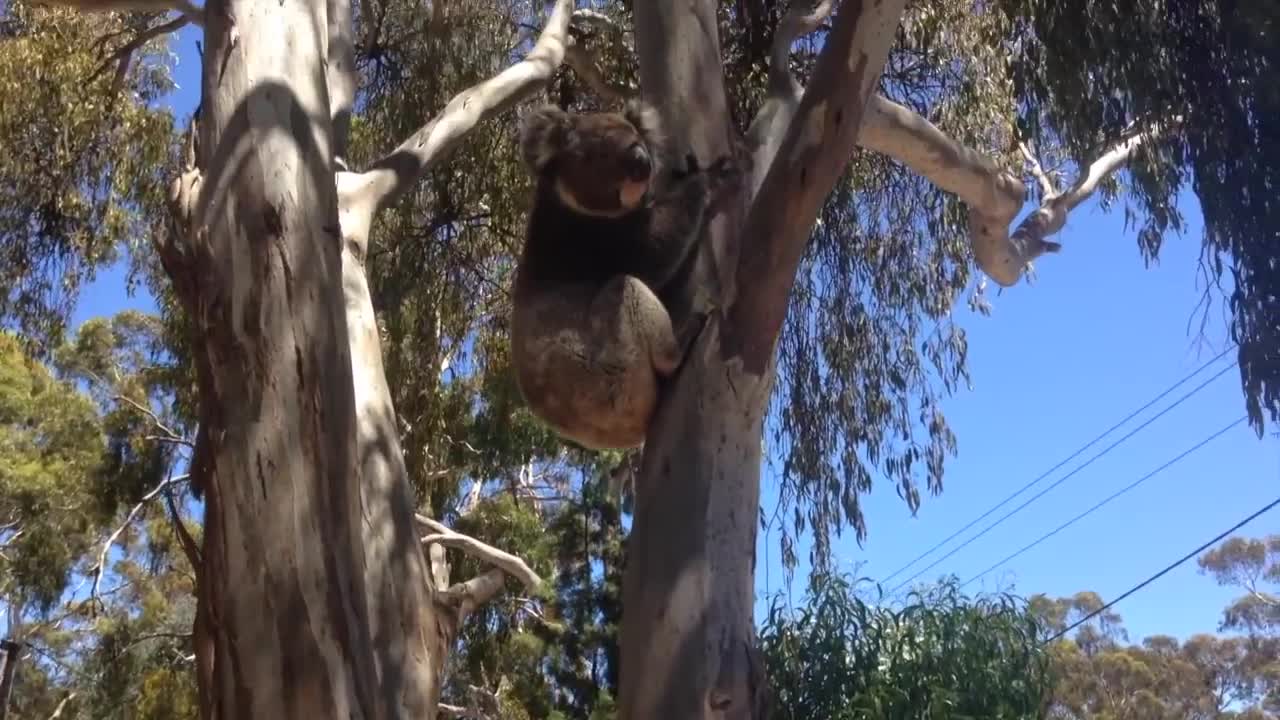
[745,0,833,197]
[344,0,573,213]
[726,0,908,373]
[89,473,189,612]
[414,514,543,590]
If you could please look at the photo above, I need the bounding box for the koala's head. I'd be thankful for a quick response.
[519,100,663,218]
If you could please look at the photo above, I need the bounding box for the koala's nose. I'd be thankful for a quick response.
[625,145,651,180]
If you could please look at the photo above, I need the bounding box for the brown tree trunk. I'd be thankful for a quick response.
[0,639,20,720]
[166,0,398,716]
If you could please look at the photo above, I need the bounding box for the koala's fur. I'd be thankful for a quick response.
[510,100,742,450]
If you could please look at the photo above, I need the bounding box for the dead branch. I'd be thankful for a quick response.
[89,473,189,612]
[415,514,542,591]
[344,0,573,213]
[726,0,907,373]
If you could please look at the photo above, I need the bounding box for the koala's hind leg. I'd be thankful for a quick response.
[588,274,682,377]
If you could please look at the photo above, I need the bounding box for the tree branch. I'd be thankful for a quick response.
[327,0,357,168]
[343,0,573,213]
[1019,140,1057,197]
[38,0,205,26]
[441,568,506,625]
[414,514,542,590]
[745,0,833,198]
[115,393,186,442]
[89,473,189,612]
[47,691,77,719]
[725,0,908,373]
[88,15,190,86]
[999,116,1179,282]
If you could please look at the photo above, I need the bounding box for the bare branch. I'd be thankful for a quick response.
[47,691,77,719]
[345,0,573,212]
[415,514,542,591]
[441,568,506,625]
[437,704,490,719]
[88,15,190,85]
[726,0,907,373]
[745,0,833,196]
[1019,140,1056,197]
[857,99,1179,285]
[89,474,189,611]
[327,0,357,167]
[115,393,185,442]
[1001,116,1180,280]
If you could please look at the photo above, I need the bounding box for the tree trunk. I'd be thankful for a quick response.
[0,639,19,720]
[620,1,904,717]
[172,0,392,716]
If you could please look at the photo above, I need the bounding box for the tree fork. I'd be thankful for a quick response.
[621,0,905,717]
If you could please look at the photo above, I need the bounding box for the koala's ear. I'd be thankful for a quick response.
[519,105,571,172]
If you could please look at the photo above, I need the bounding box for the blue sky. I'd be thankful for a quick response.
[70,24,1279,647]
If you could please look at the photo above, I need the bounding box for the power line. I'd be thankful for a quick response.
[887,358,1238,595]
[962,414,1247,588]
[879,345,1236,589]
[1045,493,1280,644]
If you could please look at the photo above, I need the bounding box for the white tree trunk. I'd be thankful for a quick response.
[620,0,904,717]
[172,0,387,716]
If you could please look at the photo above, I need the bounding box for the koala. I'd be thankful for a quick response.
[510,100,742,450]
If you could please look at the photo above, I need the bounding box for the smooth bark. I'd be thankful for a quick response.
[164,0,384,716]
[621,1,903,718]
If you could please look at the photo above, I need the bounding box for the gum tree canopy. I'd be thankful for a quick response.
[1,0,1276,718]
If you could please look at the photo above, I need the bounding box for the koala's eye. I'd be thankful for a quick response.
[624,142,651,181]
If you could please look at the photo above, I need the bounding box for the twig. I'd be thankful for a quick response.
[115,394,185,442]
[89,474,189,612]
[1018,140,1056,197]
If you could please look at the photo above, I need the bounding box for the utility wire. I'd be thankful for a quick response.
[962,414,1247,588]
[887,358,1238,595]
[879,345,1236,588]
[1045,493,1280,644]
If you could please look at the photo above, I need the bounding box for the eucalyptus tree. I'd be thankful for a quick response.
[3,0,1276,717]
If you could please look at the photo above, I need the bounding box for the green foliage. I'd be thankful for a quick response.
[1198,534,1280,636]
[998,0,1280,433]
[442,478,625,719]
[0,330,108,611]
[759,573,1054,719]
[1,318,198,719]
[0,4,179,349]
[1033,552,1280,720]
